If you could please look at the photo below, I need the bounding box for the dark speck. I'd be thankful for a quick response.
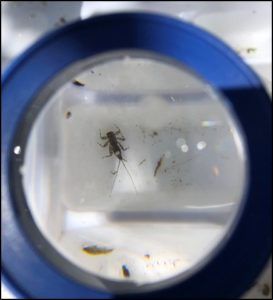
[261,283,270,296]
[144,254,150,259]
[150,131,158,138]
[82,245,113,255]
[154,154,165,177]
[90,70,95,74]
[73,80,85,87]
[122,265,130,278]
[59,17,66,24]
[246,48,257,53]
[138,159,146,166]
[65,111,71,119]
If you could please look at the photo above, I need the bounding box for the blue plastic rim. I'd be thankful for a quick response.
[2,13,272,299]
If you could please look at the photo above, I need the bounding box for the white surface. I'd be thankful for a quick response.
[1,1,271,298]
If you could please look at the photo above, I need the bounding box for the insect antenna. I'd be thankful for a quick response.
[121,160,137,194]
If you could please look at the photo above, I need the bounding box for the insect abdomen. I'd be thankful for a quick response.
[114,149,122,160]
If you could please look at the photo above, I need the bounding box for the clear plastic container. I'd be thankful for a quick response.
[21,50,247,292]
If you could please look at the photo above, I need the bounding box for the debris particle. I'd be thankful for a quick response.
[138,126,146,141]
[172,160,175,164]
[72,79,85,87]
[212,166,220,176]
[261,283,270,296]
[59,17,66,24]
[121,265,130,278]
[154,154,165,177]
[65,111,71,119]
[144,254,150,259]
[82,245,113,255]
[138,159,146,166]
[246,48,257,53]
[150,131,158,137]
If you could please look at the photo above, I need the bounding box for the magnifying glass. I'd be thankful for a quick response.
[2,13,271,299]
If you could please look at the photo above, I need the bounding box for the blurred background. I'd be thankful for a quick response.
[1,1,271,298]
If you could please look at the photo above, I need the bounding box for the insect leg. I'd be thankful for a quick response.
[114,125,126,139]
[118,142,129,151]
[114,124,121,135]
[97,140,109,148]
[103,153,113,158]
[117,136,126,141]
[102,146,113,158]
[99,129,108,140]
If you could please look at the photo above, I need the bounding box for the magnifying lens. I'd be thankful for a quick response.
[2,13,271,299]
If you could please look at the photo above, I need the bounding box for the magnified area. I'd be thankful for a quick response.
[22,51,247,291]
